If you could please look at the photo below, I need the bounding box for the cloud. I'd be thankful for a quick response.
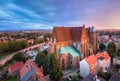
[0,0,120,30]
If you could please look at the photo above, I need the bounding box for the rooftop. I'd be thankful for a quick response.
[9,61,24,73]
[59,46,81,57]
[19,60,50,81]
[52,26,90,42]
[85,55,97,65]
[96,51,110,60]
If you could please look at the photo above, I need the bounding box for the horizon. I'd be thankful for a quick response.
[0,0,120,30]
[1,28,120,32]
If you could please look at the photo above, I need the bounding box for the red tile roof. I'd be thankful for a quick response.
[19,60,50,81]
[95,51,110,60]
[85,55,97,65]
[52,27,72,42]
[71,27,82,41]
[9,62,24,74]
[52,26,90,42]
[20,60,35,79]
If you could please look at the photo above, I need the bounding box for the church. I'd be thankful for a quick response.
[50,25,97,69]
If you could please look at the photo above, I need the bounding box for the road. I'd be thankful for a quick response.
[62,69,79,78]
[0,43,45,66]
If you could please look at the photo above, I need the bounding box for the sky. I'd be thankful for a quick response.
[0,0,120,30]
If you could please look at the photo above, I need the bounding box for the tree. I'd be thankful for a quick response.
[98,68,111,81]
[107,42,116,58]
[0,40,28,54]
[43,54,63,81]
[117,49,120,56]
[34,39,44,44]
[72,75,79,81]
[35,52,62,81]
[99,43,106,51]
[12,52,26,62]
[35,51,46,67]
[43,33,51,42]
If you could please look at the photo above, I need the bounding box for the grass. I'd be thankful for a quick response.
[5,76,17,81]
[0,52,13,60]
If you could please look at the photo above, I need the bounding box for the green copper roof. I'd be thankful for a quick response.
[59,46,81,57]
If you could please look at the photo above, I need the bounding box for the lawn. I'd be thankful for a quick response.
[5,76,17,81]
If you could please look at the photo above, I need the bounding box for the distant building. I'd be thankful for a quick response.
[82,73,105,81]
[80,55,98,78]
[51,25,97,69]
[28,39,34,44]
[8,62,24,76]
[113,56,120,65]
[18,60,50,81]
[109,74,120,81]
[95,51,111,72]
[26,50,38,61]
[39,45,49,52]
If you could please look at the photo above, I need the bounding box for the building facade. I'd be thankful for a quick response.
[80,55,98,78]
[113,56,120,65]
[50,25,97,69]
[80,51,110,78]
[18,60,50,81]
[95,51,111,72]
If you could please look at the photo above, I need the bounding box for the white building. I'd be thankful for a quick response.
[80,59,90,78]
[80,55,97,78]
[96,51,111,72]
[26,50,38,61]
[113,56,120,65]
[39,45,49,51]
[80,51,111,78]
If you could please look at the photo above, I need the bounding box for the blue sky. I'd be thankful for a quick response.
[0,0,120,30]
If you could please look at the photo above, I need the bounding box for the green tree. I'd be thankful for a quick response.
[0,40,28,54]
[34,39,44,44]
[107,42,116,58]
[98,68,111,81]
[99,43,106,51]
[35,51,46,67]
[44,54,62,81]
[72,75,79,81]
[12,52,26,62]
[35,52,62,81]
[43,33,51,42]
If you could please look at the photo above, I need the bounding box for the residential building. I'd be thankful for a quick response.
[18,60,50,81]
[80,51,110,77]
[80,55,98,78]
[51,25,97,69]
[26,50,38,61]
[28,39,34,44]
[95,51,111,72]
[82,73,105,81]
[39,45,49,52]
[8,62,24,76]
[113,56,120,65]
